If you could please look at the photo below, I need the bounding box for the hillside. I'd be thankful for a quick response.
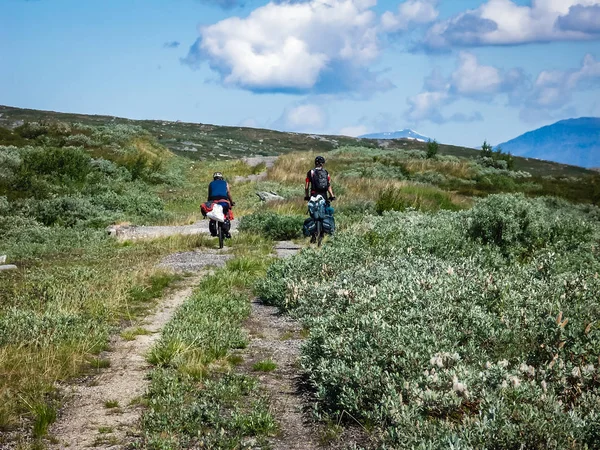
[1,103,600,448]
[498,117,600,168]
[0,104,593,177]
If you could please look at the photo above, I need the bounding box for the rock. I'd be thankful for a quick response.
[0,265,17,272]
[0,255,6,264]
[106,224,132,236]
[256,191,284,202]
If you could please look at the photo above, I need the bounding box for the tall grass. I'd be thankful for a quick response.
[0,234,208,435]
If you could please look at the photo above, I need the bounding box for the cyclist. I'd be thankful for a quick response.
[304,156,335,202]
[304,156,335,243]
[207,172,235,238]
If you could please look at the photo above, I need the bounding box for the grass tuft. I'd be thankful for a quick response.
[252,359,277,372]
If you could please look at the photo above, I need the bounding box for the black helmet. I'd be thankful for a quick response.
[315,156,325,166]
[213,172,223,180]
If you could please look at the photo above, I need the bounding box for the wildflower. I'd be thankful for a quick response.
[430,356,444,368]
[509,376,521,388]
[582,364,595,375]
[485,361,492,369]
[498,359,509,368]
[571,366,581,378]
[452,376,467,397]
[447,267,454,275]
[519,363,535,377]
[541,380,547,393]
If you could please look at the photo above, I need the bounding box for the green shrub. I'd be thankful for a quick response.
[256,205,600,448]
[466,194,594,256]
[239,212,304,240]
[426,139,439,159]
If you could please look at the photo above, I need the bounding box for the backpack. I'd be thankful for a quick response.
[308,196,326,220]
[311,168,329,191]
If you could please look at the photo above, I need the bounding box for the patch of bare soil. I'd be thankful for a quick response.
[46,250,232,449]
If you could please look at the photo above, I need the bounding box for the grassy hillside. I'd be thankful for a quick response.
[1,104,599,447]
[0,104,594,177]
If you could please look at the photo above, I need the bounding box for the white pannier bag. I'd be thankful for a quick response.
[206,203,225,223]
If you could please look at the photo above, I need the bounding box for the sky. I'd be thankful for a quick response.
[1,0,599,147]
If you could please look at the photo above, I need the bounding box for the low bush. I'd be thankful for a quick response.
[256,194,600,448]
[466,193,595,256]
[239,211,304,240]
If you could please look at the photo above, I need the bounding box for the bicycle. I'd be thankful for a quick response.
[204,201,233,249]
[306,195,334,247]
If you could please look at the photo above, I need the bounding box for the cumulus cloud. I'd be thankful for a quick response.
[338,125,369,136]
[557,4,600,33]
[273,103,328,132]
[421,0,600,50]
[183,0,391,95]
[406,52,523,123]
[405,90,451,123]
[406,51,600,124]
[528,53,600,109]
[381,0,439,33]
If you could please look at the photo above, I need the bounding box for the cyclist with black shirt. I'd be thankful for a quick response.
[304,156,335,201]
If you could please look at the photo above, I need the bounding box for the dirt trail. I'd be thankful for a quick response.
[47,251,232,449]
[231,241,324,449]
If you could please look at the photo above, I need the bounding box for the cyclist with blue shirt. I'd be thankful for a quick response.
[207,172,235,238]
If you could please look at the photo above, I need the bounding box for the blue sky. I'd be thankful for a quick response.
[1,0,599,147]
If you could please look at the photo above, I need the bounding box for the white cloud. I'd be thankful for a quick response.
[274,104,328,132]
[406,52,525,123]
[406,90,450,122]
[529,53,600,108]
[238,118,260,128]
[381,0,439,33]
[422,0,600,50]
[451,52,503,96]
[184,0,390,94]
[338,125,369,136]
[406,51,600,124]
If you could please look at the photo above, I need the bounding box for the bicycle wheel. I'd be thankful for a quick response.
[218,221,224,249]
[316,220,323,247]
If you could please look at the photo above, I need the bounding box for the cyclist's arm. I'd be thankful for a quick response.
[305,172,312,198]
[327,174,335,198]
[226,183,233,203]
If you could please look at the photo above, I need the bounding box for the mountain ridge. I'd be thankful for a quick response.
[498,117,600,168]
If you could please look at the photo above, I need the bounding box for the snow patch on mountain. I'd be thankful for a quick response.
[359,129,431,142]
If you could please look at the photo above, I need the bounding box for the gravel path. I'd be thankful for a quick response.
[107,219,238,241]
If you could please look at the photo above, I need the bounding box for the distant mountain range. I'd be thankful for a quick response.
[498,117,600,168]
[359,129,431,142]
